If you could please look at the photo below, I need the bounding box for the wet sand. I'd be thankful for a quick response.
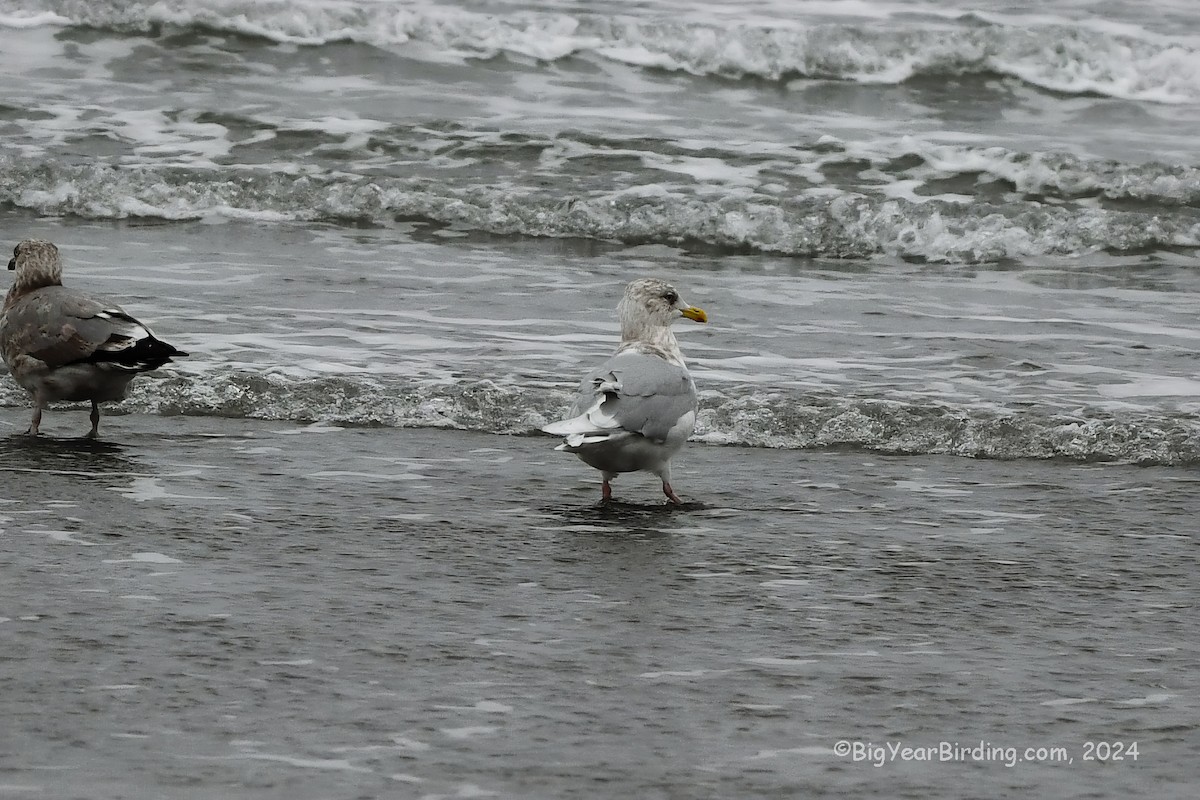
[1,413,1196,798]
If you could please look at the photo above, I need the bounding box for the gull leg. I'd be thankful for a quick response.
[26,397,44,436]
[601,472,616,502]
[87,400,101,439]
[658,463,682,504]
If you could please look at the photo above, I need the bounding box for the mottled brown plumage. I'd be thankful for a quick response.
[2,239,187,437]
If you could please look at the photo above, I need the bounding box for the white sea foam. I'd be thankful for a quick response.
[0,11,70,28]
[110,477,223,502]
[1040,697,1098,706]
[433,700,513,713]
[304,470,429,482]
[1099,377,1200,398]
[389,773,423,783]
[638,668,733,679]
[746,657,818,667]
[40,529,100,546]
[236,751,370,772]
[1116,693,1174,705]
[107,552,182,564]
[6,138,1200,264]
[390,735,432,752]
[748,746,832,760]
[6,1,1200,103]
[893,480,973,496]
[472,701,513,713]
[440,726,497,739]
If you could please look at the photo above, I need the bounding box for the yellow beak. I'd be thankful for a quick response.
[680,305,708,323]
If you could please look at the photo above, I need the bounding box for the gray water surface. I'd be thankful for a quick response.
[1,418,1195,798]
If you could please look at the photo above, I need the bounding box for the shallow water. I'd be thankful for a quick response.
[3,212,1200,464]
[1,418,1197,798]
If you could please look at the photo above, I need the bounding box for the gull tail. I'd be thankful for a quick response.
[542,415,603,437]
[542,395,620,437]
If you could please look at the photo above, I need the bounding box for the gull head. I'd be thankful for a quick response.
[9,239,60,273]
[7,239,64,302]
[6,239,63,304]
[618,278,707,339]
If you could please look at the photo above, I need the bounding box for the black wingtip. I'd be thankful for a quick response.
[81,336,189,371]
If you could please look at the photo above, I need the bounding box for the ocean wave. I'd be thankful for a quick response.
[13,106,1200,211]
[5,0,1200,102]
[693,392,1200,466]
[3,157,1200,263]
[898,142,1200,207]
[4,371,1197,465]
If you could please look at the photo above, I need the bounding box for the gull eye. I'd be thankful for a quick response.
[663,290,678,304]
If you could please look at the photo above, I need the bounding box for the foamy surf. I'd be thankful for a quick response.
[6,1,1200,102]
[4,370,1195,465]
[4,155,1200,263]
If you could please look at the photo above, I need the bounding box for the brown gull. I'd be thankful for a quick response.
[542,278,708,504]
[2,239,187,437]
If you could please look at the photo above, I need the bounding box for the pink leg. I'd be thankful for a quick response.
[601,479,613,502]
[662,481,683,505]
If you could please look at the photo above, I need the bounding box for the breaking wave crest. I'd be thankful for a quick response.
[3,371,1197,466]
[4,0,1200,102]
[4,157,1200,264]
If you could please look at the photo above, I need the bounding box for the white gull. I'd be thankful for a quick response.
[542,278,708,504]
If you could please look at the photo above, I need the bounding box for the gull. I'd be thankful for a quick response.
[2,239,187,437]
[543,278,708,504]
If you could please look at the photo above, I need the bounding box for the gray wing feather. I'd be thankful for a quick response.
[1,286,124,369]
[571,352,697,442]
